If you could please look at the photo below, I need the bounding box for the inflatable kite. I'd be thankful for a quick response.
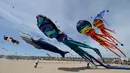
[4,35,20,45]
[94,10,123,46]
[36,15,104,66]
[76,20,126,58]
[20,32,69,58]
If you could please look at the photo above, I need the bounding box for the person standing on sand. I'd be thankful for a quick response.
[87,63,90,68]
[34,59,39,68]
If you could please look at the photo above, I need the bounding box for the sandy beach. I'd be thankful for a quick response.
[0,59,130,73]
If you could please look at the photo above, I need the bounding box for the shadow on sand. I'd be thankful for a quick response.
[37,67,42,68]
[58,66,106,72]
[34,67,42,68]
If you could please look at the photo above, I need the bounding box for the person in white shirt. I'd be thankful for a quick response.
[34,59,39,68]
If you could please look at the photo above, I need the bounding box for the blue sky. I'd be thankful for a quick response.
[0,0,130,58]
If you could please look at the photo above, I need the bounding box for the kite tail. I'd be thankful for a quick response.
[95,32,114,43]
[90,34,122,58]
[110,36,122,45]
[69,40,104,62]
[77,48,96,67]
[104,45,121,58]
[94,33,113,45]
[99,36,126,57]
[87,51,130,70]
[99,35,126,57]
[101,28,123,46]
[104,27,116,34]
[63,40,96,67]
[100,29,118,45]
[112,45,126,57]
[60,51,69,58]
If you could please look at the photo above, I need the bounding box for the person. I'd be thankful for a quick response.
[87,63,90,68]
[34,59,39,68]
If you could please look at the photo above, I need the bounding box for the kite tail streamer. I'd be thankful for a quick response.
[104,46,121,58]
[77,48,96,67]
[101,29,117,44]
[96,35,125,57]
[84,29,126,57]
[101,28,123,46]
[62,39,97,66]
[89,34,121,57]
[104,27,116,34]
[100,37,126,57]
[68,40,104,62]
[88,53,130,70]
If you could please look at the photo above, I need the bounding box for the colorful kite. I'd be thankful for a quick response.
[76,20,126,58]
[4,35,20,45]
[20,32,69,58]
[93,10,123,46]
[36,15,104,66]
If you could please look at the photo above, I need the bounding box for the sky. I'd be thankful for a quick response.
[0,0,130,58]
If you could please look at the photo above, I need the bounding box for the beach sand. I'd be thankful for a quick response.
[0,59,130,73]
